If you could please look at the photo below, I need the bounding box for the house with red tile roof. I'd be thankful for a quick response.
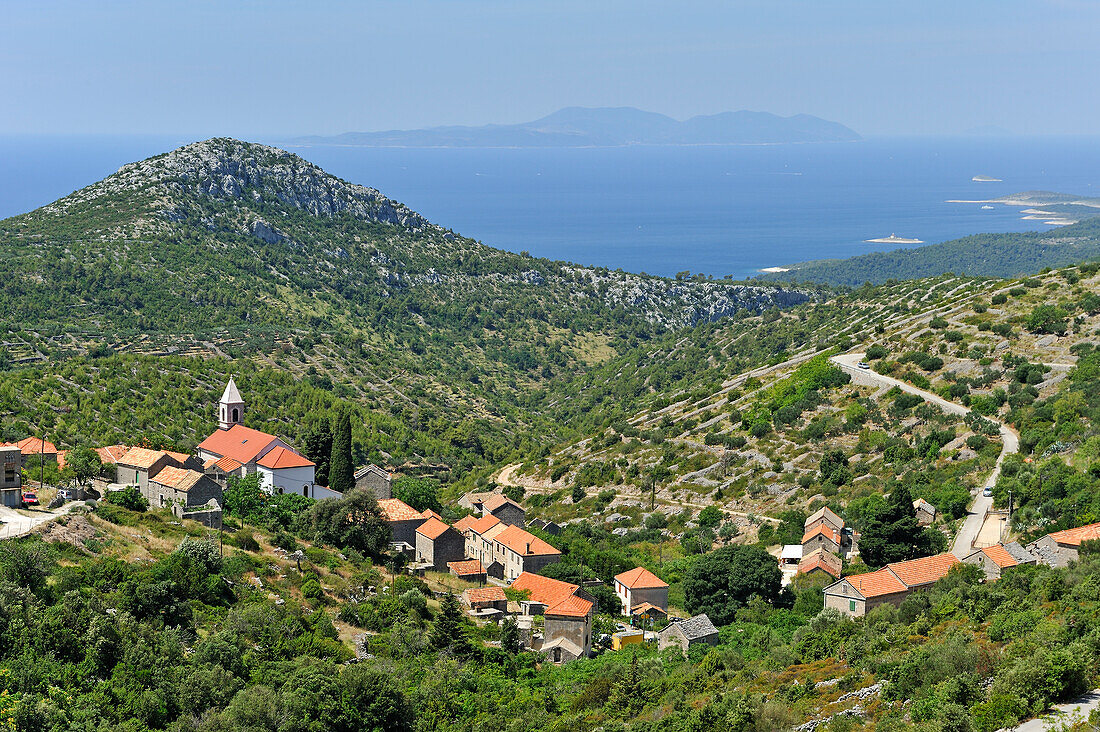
[415,518,465,571]
[481,494,526,527]
[491,524,561,581]
[613,566,669,616]
[802,523,842,555]
[823,552,961,617]
[510,572,595,662]
[117,448,186,490]
[1028,521,1100,568]
[147,465,223,515]
[963,542,1037,580]
[797,549,843,580]
[461,586,507,613]
[448,560,487,583]
[5,437,58,467]
[377,498,429,545]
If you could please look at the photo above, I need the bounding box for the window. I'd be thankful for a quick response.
[849,600,856,612]
[231,408,239,422]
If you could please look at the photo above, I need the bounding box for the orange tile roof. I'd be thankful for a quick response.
[630,602,667,616]
[118,447,173,469]
[377,498,424,523]
[256,445,314,470]
[844,568,908,598]
[464,586,507,603]
[448,560,485,576]
[213,455,243,473]
[493,524,560,557]
[614,566,668,589]
[980,544,1018,569]
[483,494,522,513]
[150,465,205,492]
[886,553,960,588]
[197,424,281,465]
[797,549,842,578]
[1047,521,1100,547]
[17,437,57,455]
[420,509,443,521]
[416,517,454,540]
[468,514,503,536]
[56,450,68,470]
[96,445,136,464]
[510,572,591,616]
[453,515,479,533]
[802,523,841,546]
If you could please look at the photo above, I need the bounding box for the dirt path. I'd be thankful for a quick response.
[831,353,1019,558]
[0,502,84,540]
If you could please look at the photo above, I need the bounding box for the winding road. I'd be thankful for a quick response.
[831,353,1019,558]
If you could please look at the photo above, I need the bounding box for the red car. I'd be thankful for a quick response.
[21,492,38,505]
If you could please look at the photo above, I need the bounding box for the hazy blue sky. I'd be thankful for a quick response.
[3,0,1098,137]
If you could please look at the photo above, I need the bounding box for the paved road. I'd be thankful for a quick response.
[1007,689,1100,730]
[831,353,1019,558]
[0,502,82,540]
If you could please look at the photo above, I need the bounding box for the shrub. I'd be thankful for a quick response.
[104,486,148,512]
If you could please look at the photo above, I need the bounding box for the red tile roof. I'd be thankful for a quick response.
[630,602,667,616]
[979,544,1018,569]
[1047,521,1100,547]
[802,523,841,546]
[150,466,205,492]
[468,514,503,536]
[197,424,281,465]
[483,494,523,514]
[256,445,314,470]
[17,437,57,455]
[510,572,592,617]
[464,586,507,604]
[416,517,453,540]
[886,553,960,588]
[96,445,137,464]
[448,560,485,576]
[118,447,174,470]
[614,566,668,589]
[377,498,424,523]
[420,509,443,521]
[797,549,842,578]
[213,455,243,473]
[844,568,908,598]
[453,515,479,533]
[493,524,560,557]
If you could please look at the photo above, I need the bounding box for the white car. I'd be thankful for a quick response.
[857,361,870,370]
[982,487,993,497]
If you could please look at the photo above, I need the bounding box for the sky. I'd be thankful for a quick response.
[3,0,1099,138]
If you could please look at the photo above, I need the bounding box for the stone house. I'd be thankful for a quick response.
[796,548,842,581]
[0,445,21,508]
[448,559,487,584]
[458,491,496,512]
[377,498,429,545]
[613,566,669,615]
[823,553,960,618]
[1027,521,1100,568]
[354,464,392,500]
[7,437,58,468]
[511,572,595,663]
[482,494,526,527]
[963,542,1037,581]
[802,523,842,556]
[658,614,719,656]
[913,498,937,526]
[117,448,185,490]
[462,586,508,614]
[204,455,245,485]
[415,517,465,572]
[146,466,224,517]
[805,506,844,534]
[491,524,561,581]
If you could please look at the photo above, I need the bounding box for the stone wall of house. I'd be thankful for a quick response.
[620,584,669,613]
[416,529,465,572]
[491,503,525,527]
[356,470,392,501]
[544,614,592,658]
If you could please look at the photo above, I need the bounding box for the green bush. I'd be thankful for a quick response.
[103,486,148,512]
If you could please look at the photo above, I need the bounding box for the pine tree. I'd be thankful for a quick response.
[329,409,354,494]
[500,615,521,654]
[430,593,474,657]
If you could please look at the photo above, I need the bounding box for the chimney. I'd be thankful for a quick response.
[526,542,531,554]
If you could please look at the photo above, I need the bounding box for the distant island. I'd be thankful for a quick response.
[865,234,923,244]
[947,190,1100,226]
[289,106,861,148]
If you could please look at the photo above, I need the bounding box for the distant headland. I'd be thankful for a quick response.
[288,107,861,148]
[865,234,923,244]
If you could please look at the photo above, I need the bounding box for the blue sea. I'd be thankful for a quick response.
[2,135,1100,279]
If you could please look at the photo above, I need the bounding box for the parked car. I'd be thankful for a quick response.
[982,487,993,497]
[21,492,38,505]
[857,361,870,369]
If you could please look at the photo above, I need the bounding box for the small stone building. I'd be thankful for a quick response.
[658,614,719,656]
[415,518,465,572]
[377,498,429,545]
[354,464,392,500]
[511,572,595,663]
[1027,521,1100,568]
[802,523,842,555]
[823,553,960,617]
[117,448,183,490]
[0,445,21,508]
[797,548,842,580]
[146,466,224,517]
[462,586,508,613]
[963,542,1037,581]
[482,494,526,527]
[448,560,487,584]
[913,498,937,526]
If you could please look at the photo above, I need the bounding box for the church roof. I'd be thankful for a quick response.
[197,424,281,465]
[256,445,314,470]
[221,377,243,404]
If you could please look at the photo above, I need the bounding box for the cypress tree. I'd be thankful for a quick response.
[329,409,354,494]
[303,417,333,486]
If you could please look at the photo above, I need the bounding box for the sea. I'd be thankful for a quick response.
[2,135,1100,279]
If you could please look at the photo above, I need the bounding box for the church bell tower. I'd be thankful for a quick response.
[218,377,245,430]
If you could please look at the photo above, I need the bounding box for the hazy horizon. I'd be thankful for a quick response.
[4,1,1099,139]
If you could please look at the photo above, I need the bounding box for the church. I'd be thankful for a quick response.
[197,378,339,499]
